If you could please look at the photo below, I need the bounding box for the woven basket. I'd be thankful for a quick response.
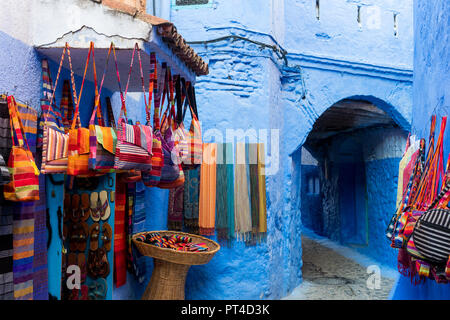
[132,230,220,265]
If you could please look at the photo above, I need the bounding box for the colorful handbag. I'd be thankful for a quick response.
[88,43,117,173]
[114,43,153,172]
[40,43,78,174]
[157,66,185,189]
[3,96,40,201]
[67,41,97,177]
[173,76,189,162]
[142,55,164,187]
[181,80,202,169]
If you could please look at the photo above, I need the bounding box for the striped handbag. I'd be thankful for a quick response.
[3,96,40,202]
[88,43,117,173]
[40,43,78,174]
[142,54,164,187]
[114,43,153,172]
[67,41,96,177]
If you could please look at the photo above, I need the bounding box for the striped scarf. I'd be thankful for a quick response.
[199,143,217,236]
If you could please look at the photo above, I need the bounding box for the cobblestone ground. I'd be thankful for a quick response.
[284,235,396,300]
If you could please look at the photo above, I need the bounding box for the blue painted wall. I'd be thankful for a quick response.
[391,0,450,299]
[167,0,413,299]
[0,0,418,300]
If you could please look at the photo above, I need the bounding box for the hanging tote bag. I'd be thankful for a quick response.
[3,96,40,201]
[88,43,117,173]
[173,76,189,162]
[157,66,185,189]
[114,43,153,172]
[181,80,202,169]
[40,43,79,174]
[142,54,164,187]
[408,117,450,264]
[67,41,98,177]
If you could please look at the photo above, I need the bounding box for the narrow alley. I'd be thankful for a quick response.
[284,233,397,300]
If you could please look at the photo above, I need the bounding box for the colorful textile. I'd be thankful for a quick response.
[142,54,164,187]
[168,185,184,231]
[215,143,235,244]
[136,233,209,252]
[0,204,13,300]
[0,98,13,300]
[183,165,200,234]
[32,172,47,300]
[198,143,217,235]
[4,96,40,202]
[182,83,202,167]
[126,182,136,273]
[114,177,127,288]
[234,142,252,241]
[40,53,74,174]
[257,143,267,239]
[131,182,146,283]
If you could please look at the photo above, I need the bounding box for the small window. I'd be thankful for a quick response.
[173,0,212,8]
[307,176,320,195]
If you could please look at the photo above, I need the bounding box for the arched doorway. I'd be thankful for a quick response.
[292,98,408,299]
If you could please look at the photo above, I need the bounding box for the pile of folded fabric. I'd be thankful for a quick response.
[135,233,209,252]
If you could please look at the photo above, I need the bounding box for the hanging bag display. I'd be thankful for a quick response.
[67,41,97,177]
[114,43,153,172]
[157,65,185,189]
[407,117,449,264]
[3,96,40,201]
[88,43,117,173]
[40,43,79,174]
[173,76,189,162]
[142,55,164,187]
[181,80,202,169]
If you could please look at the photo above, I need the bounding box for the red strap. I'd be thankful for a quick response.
[146,52,157,124]
[46,43,79,126]
[71,42,95,130]
[89,43,113,126]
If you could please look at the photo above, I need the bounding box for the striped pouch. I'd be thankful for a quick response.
[88,44,117,173]
[40,44,78,174]
[3,96,39,202]
[115,119,152,171]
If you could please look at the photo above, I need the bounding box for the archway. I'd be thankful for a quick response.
[294,98,408,299]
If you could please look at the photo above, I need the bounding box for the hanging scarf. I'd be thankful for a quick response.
[168,185,184,231]
[183,166,200,234]
[248,143,260,244]
[257,143,267,242]
[216,143,235,244]
[126,182,136,273]
[131,182,146,283]
[114,176,127,288]
[199,143,217,236]
[216,143,228,242]
[234,142,252,242]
